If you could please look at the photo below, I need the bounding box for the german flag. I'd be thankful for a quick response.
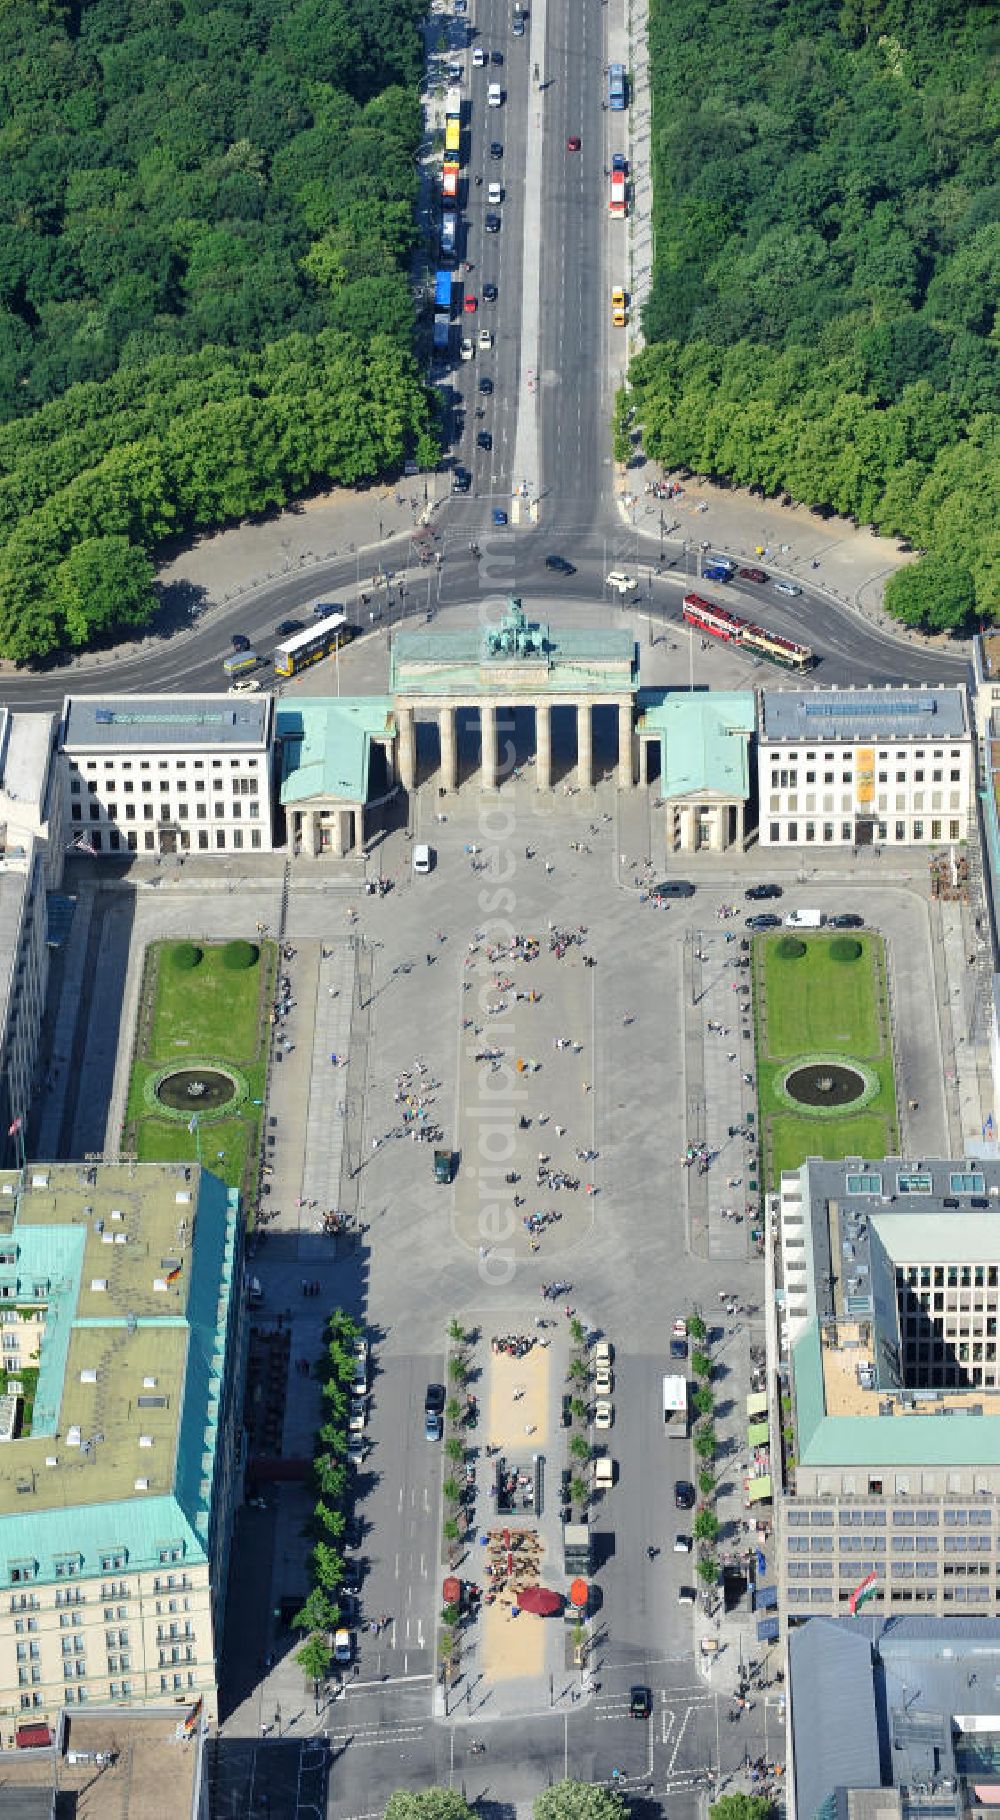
[165,1264,183,1285]
[183,1696,203,1737]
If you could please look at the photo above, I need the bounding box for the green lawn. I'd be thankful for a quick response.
[761,934,882,1057]
[124,940,274,1202]
[753,933,898,1191]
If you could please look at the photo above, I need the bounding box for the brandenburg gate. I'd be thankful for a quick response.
[388,599,639,790]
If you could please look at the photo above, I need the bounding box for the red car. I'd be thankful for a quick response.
[738,566,768,583]
[464,295,477,314]
[567,134,581,151]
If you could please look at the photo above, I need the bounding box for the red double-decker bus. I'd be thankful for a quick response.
[682,592,747,642]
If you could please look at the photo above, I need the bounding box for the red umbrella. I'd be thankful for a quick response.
[442,1577,462,1606]
[516,1585,564,1617]
[569,1578,589,1609]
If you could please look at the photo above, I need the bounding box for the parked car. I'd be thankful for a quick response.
[485,212,501,233]
[674,1533,692,1552]
[231,633,251,651]
[333,1629,352,1664]
[677,1586,697,1606]
[747,913,781,931]
[830,912,864,929]
[594,1401,613,1430]
[746,883,782,900]
[669,1336,688,1360]
[674,1479,695,1509]
[545,554,575,573]
[477,430,492,450]
[652,880,695,898]
[595,1365,613,1396]
[594,1340,613,1366]
[671,1319,687,1338]
[425,1382,445,1441]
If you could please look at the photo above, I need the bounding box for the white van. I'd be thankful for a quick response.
[228,677,262,694]
[487,81,503,106]
[488,181,502,205]
[413,843,433,875]
[605,571,638,594]
[784,908,825,929]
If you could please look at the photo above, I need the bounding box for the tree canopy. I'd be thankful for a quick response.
[533,1782,630,1820]
[633,0,1000,633]
[709,1795,775,1820]
[0,0,437,660]
[384,1794,476,1820]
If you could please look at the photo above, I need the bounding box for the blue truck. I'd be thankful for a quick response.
[608,63,626,110]
[440,212,457,260]
[435,270,453,312]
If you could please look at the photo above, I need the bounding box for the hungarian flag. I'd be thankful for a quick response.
[848,1571,879,1615]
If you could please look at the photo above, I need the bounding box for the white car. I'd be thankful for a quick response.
[605,570,638,595]
[478,328,493,350]
[672,1318,688,1339]
[473,45,486,65]
[347,1435,366,1465]
[595,1365,613,1397]
[228,678,261,693]
[487,81,502,106]
[674,1533,692,1553]
[460,337,475,361]
[594,1339,613,1367]
[488,181,502,205]
[594,1401,613,1430]
[333,1628,352,1664]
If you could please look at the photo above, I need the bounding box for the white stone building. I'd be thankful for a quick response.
[757,684,972,849]
[0,709,66,1155]
[59,695,275,857]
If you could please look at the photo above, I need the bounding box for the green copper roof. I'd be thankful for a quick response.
[637,689,755,800]
[390,599,637,699]
[277,698,396,806]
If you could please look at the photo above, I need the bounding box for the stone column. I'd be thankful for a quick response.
[681,807,695,852]
[352,805,364,855]
[617,699,634,788]
[398,705,416,790]
[577,701,593,789]
[736,801,746,850]
[480,702,497,790]
[639,736,649,788]
[439,706,458,791]
[536,702,552,790]
[330,811,345,857]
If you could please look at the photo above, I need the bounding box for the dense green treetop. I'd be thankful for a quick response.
[0,0,436,660]
[635,0,1000,631]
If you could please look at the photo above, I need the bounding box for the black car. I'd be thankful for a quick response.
[675,1479,695,1510]
[478,376,493,395]
[491,48,503,63]
[746,883,782,900]
[652,880,695,899]
[485,212,500,233]
[630,1685,652,1720]
[545,554,576,574]
[830,912,864,929]
[746,912,781,931]
[483,283,498,302]
[425,1383,445,1416]
[669,1336,688,1359]
[490,141,503,160]
[477,429,492,450]
[275,618,303,638]
[231,633,251,651]
[451,468,471,494]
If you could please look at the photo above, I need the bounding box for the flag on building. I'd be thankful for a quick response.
[183,1696,203,1737]
[165,1264,183,1285]
[848,1571,879,1615]
[7,1116,21,1137]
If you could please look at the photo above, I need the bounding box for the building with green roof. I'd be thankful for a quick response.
[636,689,755,851]
[0,1161,246,1739]
[772,1156,1000,1629]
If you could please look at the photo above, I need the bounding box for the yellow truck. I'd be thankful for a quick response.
[612,287,627,327]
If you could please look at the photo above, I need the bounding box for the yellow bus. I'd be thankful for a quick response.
[273,612,355,678]
[445,118,461,156]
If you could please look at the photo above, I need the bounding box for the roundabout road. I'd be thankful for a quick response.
[0,516,967,711]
